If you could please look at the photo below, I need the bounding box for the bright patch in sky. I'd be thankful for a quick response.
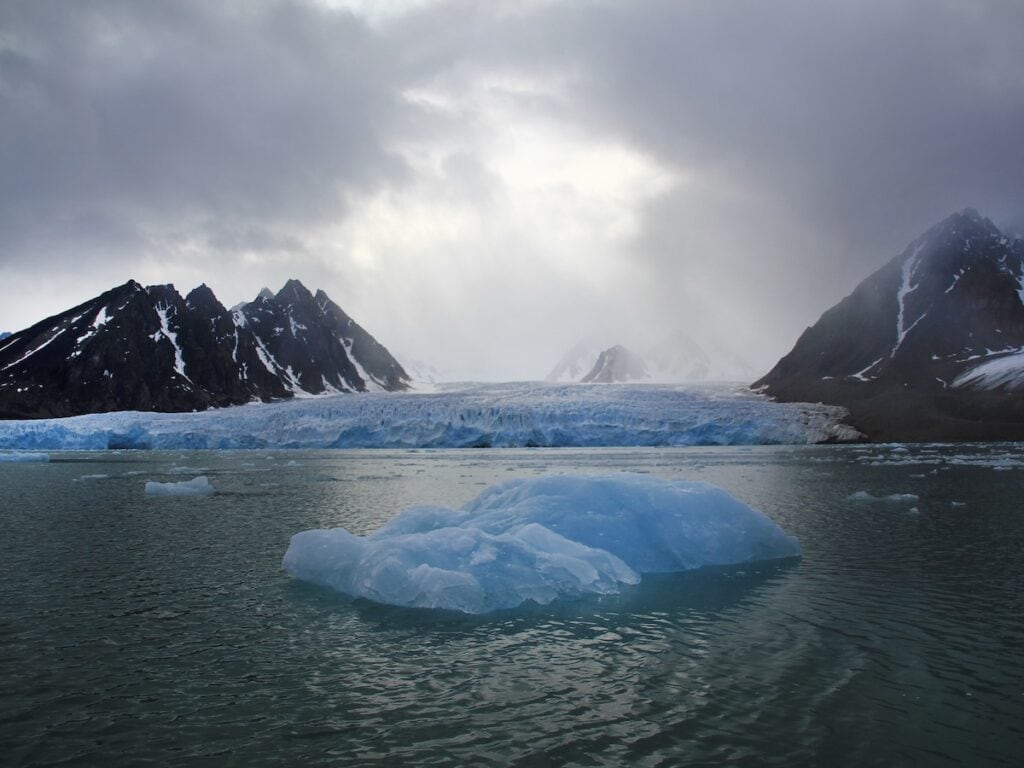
[307,73,678,378]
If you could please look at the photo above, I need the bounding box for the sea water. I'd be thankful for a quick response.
[2,444,1022,766]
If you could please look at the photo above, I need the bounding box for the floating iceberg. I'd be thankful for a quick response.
[283,474,800,613]
[144,476,216,496]
[0,451,49,462]
[0,382,854,450]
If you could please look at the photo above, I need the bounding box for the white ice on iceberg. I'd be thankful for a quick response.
[282,474,800,614]
[145,476,216,496]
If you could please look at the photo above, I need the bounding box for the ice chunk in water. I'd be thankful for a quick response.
[848,491,919,503]
[0,452,49,462]
[283,474,800,613]
[145,476,215,496]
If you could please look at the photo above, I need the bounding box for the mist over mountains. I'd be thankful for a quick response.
[547,332,755,384]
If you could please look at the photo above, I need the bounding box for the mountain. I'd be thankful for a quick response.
[549,333,753,384]
[581,345,650,383]
[398,356,449,386]
[546,338,605,382]
[755,208,1024,440]
[0,279,410,419]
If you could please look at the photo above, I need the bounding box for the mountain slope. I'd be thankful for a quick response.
[755,209,1024,440]
[581,345,650,383]
[546,339,605,383]
[0,279,410,419]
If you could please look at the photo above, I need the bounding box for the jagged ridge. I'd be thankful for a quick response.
[0,280,409,419]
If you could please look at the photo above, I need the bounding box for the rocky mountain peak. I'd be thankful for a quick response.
[277,279,316,305]
[582,345,649,383]
[756,208,1024,440]
[0,278,411,419]
[185,284,224,313]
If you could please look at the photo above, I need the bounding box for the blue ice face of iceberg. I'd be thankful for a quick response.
[283,474,800,614]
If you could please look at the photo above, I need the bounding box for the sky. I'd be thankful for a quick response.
[2,0,1023,380]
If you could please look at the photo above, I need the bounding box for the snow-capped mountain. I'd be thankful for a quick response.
[549,333,753,384]
[581,345,650,383]
[0,279,409,419]
[546,338,605,382]
[398,356,449,386]
[755,208,1024,440]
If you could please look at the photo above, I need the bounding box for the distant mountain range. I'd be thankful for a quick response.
[548,332,754,384]
[756,208,1024,440]
[0,279,409,419]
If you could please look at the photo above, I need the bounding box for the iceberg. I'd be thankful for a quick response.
[144,476,216,496]
[0,382,854,450]
[283,474,800,613]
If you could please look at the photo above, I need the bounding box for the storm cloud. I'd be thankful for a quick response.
[2,0,1023,378]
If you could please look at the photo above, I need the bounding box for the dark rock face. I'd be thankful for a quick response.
[0,280,410,419]
[582,345,650,383]
[755,209,1024,440]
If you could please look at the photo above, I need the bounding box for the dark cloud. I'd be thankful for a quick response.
[2,0,1023,376]
[0,0,409,266]
[417,0,1024,364]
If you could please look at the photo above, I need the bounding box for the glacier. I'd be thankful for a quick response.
[282,474,801,613]
[0,382,854,450]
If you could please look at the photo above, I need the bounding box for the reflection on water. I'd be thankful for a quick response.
[1,445,1023,766]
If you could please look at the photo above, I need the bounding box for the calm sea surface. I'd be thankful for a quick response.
[2,445,1023,766]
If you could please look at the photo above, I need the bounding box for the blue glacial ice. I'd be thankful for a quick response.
[144,476,216,496]
[282,474,800,613]
[0,382,855,450]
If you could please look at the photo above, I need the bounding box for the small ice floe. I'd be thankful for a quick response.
[0,452,49,462]
[167,466,209,475]
[78,473,109,480]
[145,476,216,496]
[285,460,301,467]
[847,491,919,503]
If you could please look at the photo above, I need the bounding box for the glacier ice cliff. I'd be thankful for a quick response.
[0,383,854,450]
[282,474,801,613]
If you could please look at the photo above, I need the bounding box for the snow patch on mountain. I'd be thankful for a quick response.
[952,348,1024,392]
[892,238,928,356]
[154,304,191,383]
